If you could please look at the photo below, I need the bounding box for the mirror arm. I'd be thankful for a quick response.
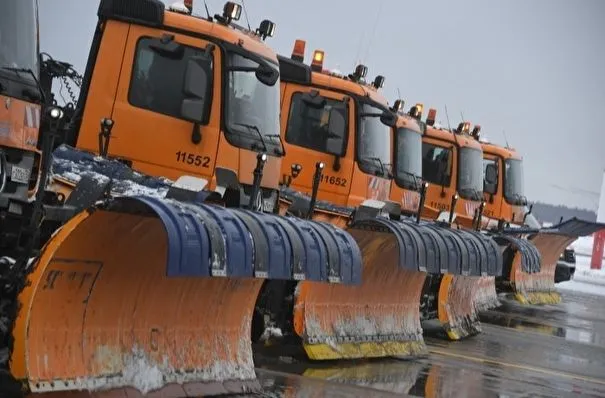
[332,155,341,171]
[191,122,202,145]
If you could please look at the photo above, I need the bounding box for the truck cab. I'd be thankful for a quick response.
[480,141,528,226]
[61,0,283,210]
[0,0,44,250]
[276,40,396,216]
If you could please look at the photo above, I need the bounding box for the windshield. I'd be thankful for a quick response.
[0,0,39,78]
[504,158,525,204]
[395,127,422,190]
[225,53,281,153]
[458,147,484,200]
[358,103,391,177]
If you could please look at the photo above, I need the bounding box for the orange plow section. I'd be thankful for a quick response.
[509,234,572,305]
[293,230,427,360]
[437,275,482,340]
[505,218,605,305]
[9,195,363,396]
[12,210,262,396]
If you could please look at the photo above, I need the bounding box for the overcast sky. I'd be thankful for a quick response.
[39,0,605,211]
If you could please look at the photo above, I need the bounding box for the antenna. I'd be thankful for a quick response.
[361,0,384,63]
[502,129,510,148]
[240,0,252,30]
[445,104,460,144]
[460,110,465,122]
[397,87,402,101]
[445,105,453,131]
[203,0,211,20]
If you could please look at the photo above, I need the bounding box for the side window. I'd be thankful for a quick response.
[285,92,348,154]
[421,142,452,186]
[483,158,498,194]
[128,37,213,121]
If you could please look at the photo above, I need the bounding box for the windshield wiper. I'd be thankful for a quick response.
[459,187,483,201]
[399,170,421,191]
[233,122,284,156]
[366,156,392,178]
[1,66,46,103]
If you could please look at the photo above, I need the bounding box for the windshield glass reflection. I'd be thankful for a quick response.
[358,103,391,177]
[395,127,422,189]
[226,53,281,151]
[0,0,39,78]
[505,158,525,204]
[458,147,484,200]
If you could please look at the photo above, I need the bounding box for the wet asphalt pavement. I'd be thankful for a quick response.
[253,289,605,397]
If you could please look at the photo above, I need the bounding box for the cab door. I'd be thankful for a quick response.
[106,25,223,182]
[279,84,354,206]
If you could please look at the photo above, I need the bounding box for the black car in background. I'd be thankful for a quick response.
[555,247,577,283]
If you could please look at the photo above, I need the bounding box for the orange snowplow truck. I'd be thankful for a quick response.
[387,108,504,340]
[479,140,605,305]
[4,1,362,396]
[267,40,502,360]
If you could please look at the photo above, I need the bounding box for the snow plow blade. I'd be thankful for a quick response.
[293,217,503,359]
[507,218,605,305]
[432,228,503,340]
[10,196,361,397]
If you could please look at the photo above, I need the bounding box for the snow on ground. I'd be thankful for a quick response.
[557,237,605,296]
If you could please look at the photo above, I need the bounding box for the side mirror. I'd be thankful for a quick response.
[379,110,397,127]
[301,90,326,109]
[180,55,212,122]
[485,163,497,185]
[255,63,279,86]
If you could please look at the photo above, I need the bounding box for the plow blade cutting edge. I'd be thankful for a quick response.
[293,217,504,360]
[507,218,605,305]
[10,196,361,396]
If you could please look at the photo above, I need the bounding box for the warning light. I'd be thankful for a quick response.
[471,125,481,140]
[311,50,324,72]
[292,39,306,62]
[184,0,193,12]
[426,108,437,126]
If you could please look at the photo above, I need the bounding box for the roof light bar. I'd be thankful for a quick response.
[292,39,306,62]
[311,50,324,72]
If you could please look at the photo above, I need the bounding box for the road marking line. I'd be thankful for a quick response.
[429,348,605,386]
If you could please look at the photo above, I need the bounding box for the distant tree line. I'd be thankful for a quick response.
[530,201,597,225]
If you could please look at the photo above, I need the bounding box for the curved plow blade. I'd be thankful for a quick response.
[11,196,359,396]
[426,226,502,340]
[294,218,430,360]
[508,218,605,305]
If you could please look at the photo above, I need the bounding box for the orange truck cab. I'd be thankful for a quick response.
[480,140,528,227]
[57,0,284,211]
[398,107,485,227]
[276,40,398,218]
[388,103,426,218]
[0,0,45,252]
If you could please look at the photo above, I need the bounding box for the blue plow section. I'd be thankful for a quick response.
[348,217,503,277]
[101,196,362,284]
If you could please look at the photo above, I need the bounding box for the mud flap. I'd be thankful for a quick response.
[10,195,361,396]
